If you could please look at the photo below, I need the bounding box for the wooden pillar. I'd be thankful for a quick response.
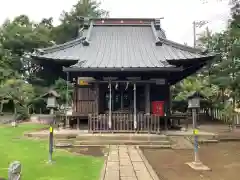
[65,72,70,129]
[108,81,112,129]
[164,84,170,130]
[112,87,115,111]
[169,85,172,114]
[95,83,99,115]
[121,90,124,110]
[77,118,80,130]
[73,85,78,112]
[65,116,70,129]
[133,83,137,129]
[145,84,150,115]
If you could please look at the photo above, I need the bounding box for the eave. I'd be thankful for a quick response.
[167,54,216,66]
[31,55,78,65]
[62,66,183,72]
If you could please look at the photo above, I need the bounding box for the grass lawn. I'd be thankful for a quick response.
[0,124,104,180]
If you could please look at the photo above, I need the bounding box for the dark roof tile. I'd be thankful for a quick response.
[31,19,214,69]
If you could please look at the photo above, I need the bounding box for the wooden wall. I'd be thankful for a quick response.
[72,83,170,116]
[73,84,99,116]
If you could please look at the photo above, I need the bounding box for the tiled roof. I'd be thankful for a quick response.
[31,18,215,70]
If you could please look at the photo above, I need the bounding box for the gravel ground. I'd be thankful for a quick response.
[141,142,240,180]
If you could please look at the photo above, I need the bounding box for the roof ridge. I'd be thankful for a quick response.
[34,35,85,55]
[91,18,156,20]
[82,21,94,46]
[158,37,204,54]
[150,22,162,46]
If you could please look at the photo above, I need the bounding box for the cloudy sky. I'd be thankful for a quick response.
[0,0,230,46]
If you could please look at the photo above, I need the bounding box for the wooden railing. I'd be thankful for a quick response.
[56,112,189,132]
[88,113,168,133]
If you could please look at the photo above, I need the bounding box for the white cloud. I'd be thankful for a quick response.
[0,0,230,46]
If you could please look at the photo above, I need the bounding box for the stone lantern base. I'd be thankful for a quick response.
[186,161,211,171]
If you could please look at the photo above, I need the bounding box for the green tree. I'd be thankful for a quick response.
[0,15,53,56]
[0,15,54,83]
[174,76,219,101]
[52,78,73,108]
[193,0,240,126]
[52,0,109,44]
[4,78,35,119]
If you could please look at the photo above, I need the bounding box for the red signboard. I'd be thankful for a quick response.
[152,101,164,116]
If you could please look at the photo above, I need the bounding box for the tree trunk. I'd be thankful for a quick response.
[221,88,225,103]
[0,101,4,115]
[232,92,236,131]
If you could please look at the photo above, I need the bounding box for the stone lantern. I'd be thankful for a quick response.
[42,90,60,164]
[42,90,60,114]
[187,91,203,109]
[186,91,210,171]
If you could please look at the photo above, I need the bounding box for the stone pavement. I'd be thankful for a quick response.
[101,145,159,180]
[170,136,194,149]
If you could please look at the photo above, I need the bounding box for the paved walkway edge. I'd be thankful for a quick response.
[136,147,160,180]
[99,145,109,180]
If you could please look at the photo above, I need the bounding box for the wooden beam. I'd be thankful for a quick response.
[103,77,118,81]
[126,77,141,80]
[95,80,163,84]
[150,78,166,85]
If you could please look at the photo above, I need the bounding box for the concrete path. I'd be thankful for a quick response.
[100,145,159,180]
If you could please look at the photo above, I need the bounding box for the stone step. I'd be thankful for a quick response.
[235,124,240,129]
[138,144,171,148]
[219,137,240,142]
[55,142,73,148]
[187,136,219,144]
[198,139,219,144]
[55,139,74,143]
[54,134,78,139]
[25,133,78,139]
[73,140,171,146]
[75,134,168,141]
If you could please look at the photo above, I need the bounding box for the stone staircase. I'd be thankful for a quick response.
[55,133,172,148]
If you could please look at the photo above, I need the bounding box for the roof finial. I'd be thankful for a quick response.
[154,18,164,30]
